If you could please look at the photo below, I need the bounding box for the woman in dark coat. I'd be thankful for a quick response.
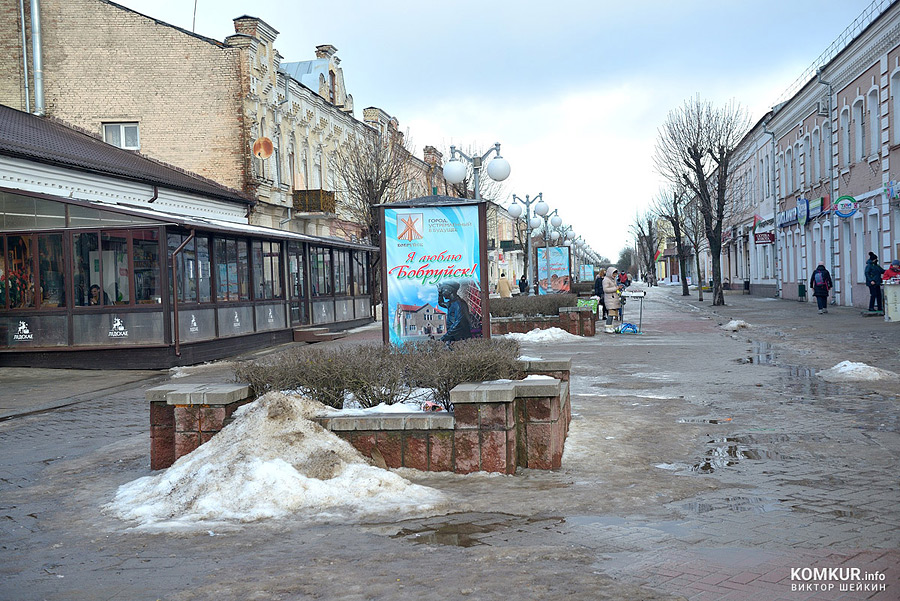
[809,262,833,314]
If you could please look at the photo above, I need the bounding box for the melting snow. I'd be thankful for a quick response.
[106,392,447,530]
[501,327,585,343]
[818,361,900,383]
[721,320,750,331]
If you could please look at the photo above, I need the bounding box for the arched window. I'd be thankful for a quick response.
[892,71,900,145]
[852,98,865,162]
[765,154,770,198]
[803,137,811,188]
[785,147,793,193]
[812,129,821,183]
[313,149,323,188]
[840,108,850,167]
[867,89,880,157]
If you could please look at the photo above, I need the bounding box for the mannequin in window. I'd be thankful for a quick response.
[88,284,110,306]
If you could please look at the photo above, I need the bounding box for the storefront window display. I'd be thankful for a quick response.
[101,230,130,304]
[6,235,35,309]
[134,230,161,304]
[38,234,65,308]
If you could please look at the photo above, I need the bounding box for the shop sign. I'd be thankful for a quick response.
[834,195,858,218]
[108,316,129,338]
[754,232,776,244]
[777,207,798,228]
[536,246,571,295]
[382,203,485,345]
[808,196,827,219]
[13,320,34,341]
[797,197,809,227]
[189,314,200,334]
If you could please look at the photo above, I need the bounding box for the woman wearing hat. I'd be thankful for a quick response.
[882,259,900,282]
[602,267,622,333]
[864,252,884,313]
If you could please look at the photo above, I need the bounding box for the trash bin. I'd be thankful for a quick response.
[798,283,807,301]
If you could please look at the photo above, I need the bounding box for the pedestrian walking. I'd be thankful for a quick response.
[865,252,885,313]
[809,262,833,314]
[594,268,607,320]
[497,272,513,298]
[518,274,528,295]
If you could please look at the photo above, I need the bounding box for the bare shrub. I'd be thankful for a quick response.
[343,344,411,408]
[489,294,577,317]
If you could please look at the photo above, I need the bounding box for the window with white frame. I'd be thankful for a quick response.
[854,214,865,283]
[765,154,770,197]
[803,136,811,188]
[852,99,865,162]
[103,122,140,150]
[892,71,900,145]
[759,158,765,200]
[778,153,785,197]
[867,89,880,157]
[840,108,850,166]
[794,142,802,191]
[812,129,821,183]
[785,147,793,193]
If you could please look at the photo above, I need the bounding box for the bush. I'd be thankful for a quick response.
[400,338,522,410]
[488,293,577,317]
[234,337,522,411]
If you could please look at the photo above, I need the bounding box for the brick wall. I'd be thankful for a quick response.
[3,0,246,191]
[490,307,596,336]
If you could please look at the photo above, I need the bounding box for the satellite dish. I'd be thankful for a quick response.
[252,137,274,159]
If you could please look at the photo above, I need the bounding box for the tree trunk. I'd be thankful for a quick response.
[710,243,725,306]
[695,252,704,302]
[679,254,689,296]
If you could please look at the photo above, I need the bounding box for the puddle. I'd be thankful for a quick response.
[750,340,776,365]
[392,521,501,547]
[690,436,785,473]
[677,417,733,424]
[682,496,785,514]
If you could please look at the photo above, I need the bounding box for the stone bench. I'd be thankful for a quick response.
[147,383,252,470]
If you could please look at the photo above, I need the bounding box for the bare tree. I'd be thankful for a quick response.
[333,126,416,308]
[334,127,417,245]
[651,187,691,296]
[654,96,750,305]
[631,212,659,284]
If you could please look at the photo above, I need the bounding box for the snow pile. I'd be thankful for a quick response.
[501,327,585,343]
[817,361,900,383]
[721,319,750,331]
[106,392,447,529]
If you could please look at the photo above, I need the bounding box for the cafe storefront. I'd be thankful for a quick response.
[0,192,374,368]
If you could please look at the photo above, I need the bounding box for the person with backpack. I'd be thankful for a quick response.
[809,262,833,314]
[864,252,885,313]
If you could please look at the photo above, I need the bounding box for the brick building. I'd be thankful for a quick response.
[2,0,449,242]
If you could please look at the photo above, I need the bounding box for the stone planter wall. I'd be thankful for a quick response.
[147,360,572,475]
[490,307,595,336]
[315,359,571,474]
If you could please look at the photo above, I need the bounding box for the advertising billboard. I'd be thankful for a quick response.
[536,246,571,294]
[382,203,487,345]
[579,264,595,281]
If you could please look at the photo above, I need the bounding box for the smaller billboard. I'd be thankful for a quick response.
[536,246,571,295]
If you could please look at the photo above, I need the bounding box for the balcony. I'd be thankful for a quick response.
[292,189,336,214]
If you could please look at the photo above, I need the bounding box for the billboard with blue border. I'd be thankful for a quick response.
[536,246,571,294]
[383,205,484,345]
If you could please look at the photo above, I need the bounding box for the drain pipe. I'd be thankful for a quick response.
[29,0,44,116]
[763,120,780,298]
[19,0,30,113]
[171,229,195,357]
[817,67,837,304]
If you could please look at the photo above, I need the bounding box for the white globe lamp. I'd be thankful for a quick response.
[534,199,549,217]
[443,160,467,185]
[486,156,511,181]
[507,202,523,218]
[550,214,562,228]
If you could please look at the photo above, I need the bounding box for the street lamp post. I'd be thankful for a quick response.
[443,143,511,201]
[507,193,547,294]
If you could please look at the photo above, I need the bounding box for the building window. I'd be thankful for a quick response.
[785,147,793,193]
[764,155,770,198]
[251,240,283,300]
[867,89,880,157]
[353,251,369,295]
[840,108,850,167]
[812,129,821,183]
[333,249,350,295]
[103,123,140,150]
[214,237,249,302]
[892,71,900,145]
[310,246,332,297]
[852,99,865,162]
[803,136,811,188]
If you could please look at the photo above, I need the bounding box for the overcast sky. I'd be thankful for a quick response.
[115,0,878,260]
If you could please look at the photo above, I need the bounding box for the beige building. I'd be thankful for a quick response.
[2,0,447,241]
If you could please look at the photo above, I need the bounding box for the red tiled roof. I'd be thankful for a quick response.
[0,104,252,205]
[397,303,445,314]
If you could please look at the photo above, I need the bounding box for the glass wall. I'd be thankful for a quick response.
[310,246,332,297]
[352,251,369,295]
[334,249,350,295]
[251,240,283,300]
[214,237,249,301]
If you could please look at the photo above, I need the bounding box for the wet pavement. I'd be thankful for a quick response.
[0,285,898,600]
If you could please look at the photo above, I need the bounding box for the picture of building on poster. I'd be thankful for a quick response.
[384,205,484,345]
